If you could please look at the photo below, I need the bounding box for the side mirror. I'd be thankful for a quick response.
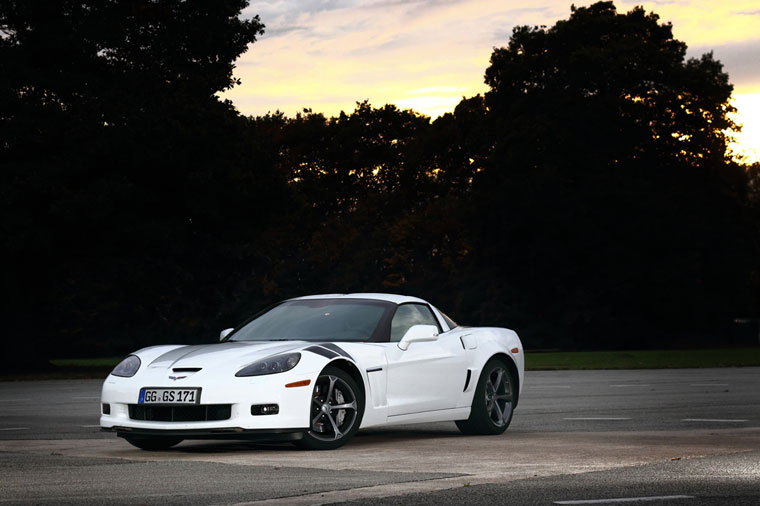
[219,328,234,341]
[398,324,439,351]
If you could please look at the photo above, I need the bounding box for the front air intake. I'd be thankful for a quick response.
[128,404,231,422]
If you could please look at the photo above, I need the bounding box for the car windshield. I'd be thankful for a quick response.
[227,298,395,342]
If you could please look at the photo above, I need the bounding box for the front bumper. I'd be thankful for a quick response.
[100,368,317,434]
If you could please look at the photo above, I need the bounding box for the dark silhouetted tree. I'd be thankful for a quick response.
[471,1,753,347]
[249,102,435,297]
[2,1,756,367]
[0,1,281,366]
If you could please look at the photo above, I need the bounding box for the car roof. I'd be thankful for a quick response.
[291,293,428,305]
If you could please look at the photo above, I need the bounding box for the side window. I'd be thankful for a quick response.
[440,311,458,330]
[390,304,439,342]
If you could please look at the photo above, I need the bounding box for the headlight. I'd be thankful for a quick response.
[236,352,301,377]
[111,355,141,377]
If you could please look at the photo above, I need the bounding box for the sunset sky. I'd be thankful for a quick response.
[223,0,760,163]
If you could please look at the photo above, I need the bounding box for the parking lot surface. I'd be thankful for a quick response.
[1,368,758,505]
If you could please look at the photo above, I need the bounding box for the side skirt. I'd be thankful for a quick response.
[383,407,471,425]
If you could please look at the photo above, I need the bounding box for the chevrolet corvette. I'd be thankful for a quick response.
[100,293,524,450]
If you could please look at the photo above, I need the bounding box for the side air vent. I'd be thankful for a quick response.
[463,369,472,391]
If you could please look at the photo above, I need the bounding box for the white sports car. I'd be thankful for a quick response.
[100,293,524,450]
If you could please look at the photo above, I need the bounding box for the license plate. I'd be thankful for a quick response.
[139,387,201,405]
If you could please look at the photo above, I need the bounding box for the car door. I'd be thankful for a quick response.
[384,303,468,416]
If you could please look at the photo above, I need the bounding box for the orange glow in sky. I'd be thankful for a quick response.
[223,1,760,164]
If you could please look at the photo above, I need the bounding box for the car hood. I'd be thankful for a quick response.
[144,341,309,370]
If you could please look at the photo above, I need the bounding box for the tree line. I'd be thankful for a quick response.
[1,1,758,367]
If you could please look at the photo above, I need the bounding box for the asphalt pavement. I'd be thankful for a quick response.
[0,368,758,505]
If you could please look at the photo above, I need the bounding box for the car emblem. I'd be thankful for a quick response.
[168,375,187,381]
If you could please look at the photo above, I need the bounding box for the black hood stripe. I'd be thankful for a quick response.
[319,343,353,360]
[304,346,339,359]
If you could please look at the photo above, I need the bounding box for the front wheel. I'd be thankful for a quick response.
[456,358,516,435]
[123,436,183,451]
[295,366,363,450]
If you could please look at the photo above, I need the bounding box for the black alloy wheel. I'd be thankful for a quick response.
[456,358,516,435]
[296,366,363,450]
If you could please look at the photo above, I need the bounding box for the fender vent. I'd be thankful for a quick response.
[463,369,472,391]
[172,368,202,372]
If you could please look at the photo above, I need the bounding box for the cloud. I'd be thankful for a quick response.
[688,38,760,88]
[262,24,313,37]
[245,0,356,21]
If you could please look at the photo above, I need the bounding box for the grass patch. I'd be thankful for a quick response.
[0,358,121,381]
[526,347,760,370]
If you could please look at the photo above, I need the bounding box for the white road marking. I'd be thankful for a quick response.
[563,417,632,421]
[689,383,728,387]
[682,418,747,423]
[554,495,695,504]
[0,427,29,431]
[609,384,651,387]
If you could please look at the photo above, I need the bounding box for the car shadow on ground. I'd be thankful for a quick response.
[169,424,464,453]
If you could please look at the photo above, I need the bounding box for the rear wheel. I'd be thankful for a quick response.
[295,366,363,450]
[123,436,183,451]
[456,358,516,435]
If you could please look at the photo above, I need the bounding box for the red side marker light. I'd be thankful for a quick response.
[285,379,311,388]
[510,347,520,354]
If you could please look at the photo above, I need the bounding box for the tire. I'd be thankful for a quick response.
[123,436,183,451]
[456,358,516,435]
[295,366,364,450]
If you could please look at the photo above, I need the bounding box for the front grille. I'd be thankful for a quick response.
[128,404,231,422]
